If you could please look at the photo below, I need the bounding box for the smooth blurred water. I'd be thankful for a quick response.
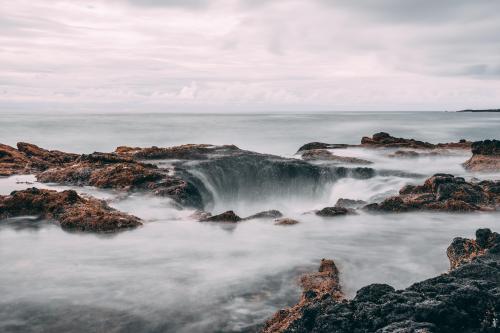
[1,111,499,155]
[0,111,499,333]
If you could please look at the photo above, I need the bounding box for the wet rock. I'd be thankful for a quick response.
[0,143,31,176]
[274,218,300,225]
[115,144,240,160]
[315,206,353,217]
[301,149,372,164]
[244,210,283,220]
[262,259,343,333]
[0,188,142,232]
[447,228,499,269]
[17,142,79,166]
[262,229,500,333]
[200,210,242,222]
[361,132,471,150]
[463,139,500,172]
[334,198,367,208]
[296,142,350,153]
[37,152,203,208]
[365,174,499,212]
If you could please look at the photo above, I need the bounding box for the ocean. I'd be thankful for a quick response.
[0,111,499,332]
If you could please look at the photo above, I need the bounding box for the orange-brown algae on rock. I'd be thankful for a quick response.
[0,188,142,232]
[262,259,343,333]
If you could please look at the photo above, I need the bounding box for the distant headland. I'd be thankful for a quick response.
[457,109,500,112]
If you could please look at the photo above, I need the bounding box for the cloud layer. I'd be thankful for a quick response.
[1,0,500,112]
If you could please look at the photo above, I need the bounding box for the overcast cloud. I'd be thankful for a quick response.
[1,0,500,112]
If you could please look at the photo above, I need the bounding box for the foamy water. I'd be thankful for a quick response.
[0,111,499,332]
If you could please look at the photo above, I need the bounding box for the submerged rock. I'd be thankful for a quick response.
[0,188,142,232]
[274,218,300,225]
[296,142,350,153]
[244,210,283,220]
[315,206,353,217]
[200,210,242,222]
[335,198,367,208]
[463,139,500,172]
[301,149,372,164]
[262,228,500,332]
[365,174,499,212]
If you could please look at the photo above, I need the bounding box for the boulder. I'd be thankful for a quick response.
[296,142,350,153]
[365,174,499,212]
[200,210,242,222]
[244,210,283,220]
[0,188,142,232]
[463,139,500,172]
[334,198,367,208]
[315,206,353,217]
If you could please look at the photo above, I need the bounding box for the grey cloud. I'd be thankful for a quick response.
[123,0,209,8]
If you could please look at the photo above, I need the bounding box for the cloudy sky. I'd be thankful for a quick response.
[2,0,500,112]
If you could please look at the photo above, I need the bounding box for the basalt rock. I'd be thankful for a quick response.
[335,198,367,209]
[0,188,142,232]
[262,259,343,333]
[200,210,242,222]
[315,206,353,217]
[244,210,283,220]
[301,149,373,165]
[37,152,203,208]
[115,144,240,160]
[297,142,350,153]
[361,132,471,150]
[463,139,500,172]
[447,228,499,270]
[17,142,79,166]
[262,229,500,333]
[365,174,499,212]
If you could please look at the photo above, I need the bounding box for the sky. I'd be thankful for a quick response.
[1,0,500,112]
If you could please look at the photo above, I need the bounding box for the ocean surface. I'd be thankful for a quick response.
[0,111,499,332]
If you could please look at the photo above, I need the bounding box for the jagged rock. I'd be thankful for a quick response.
[463,139,500,172]
[365,174,499,212]
[244,210,283,220]
[315,206,353,217]
[301,149,373,164]
[262,229,500,332]
[447,228,499,269]
[274,218,300,225]
[361,132,471,150]
[335,198,367,208]
[115,144,240,160]
[17,142,79,165]
[0,188,142,232]
[263,259,343,333]
[297,142,350,153]
[0,143,31,176]
[37,152,203,208]
[200,210,242,222]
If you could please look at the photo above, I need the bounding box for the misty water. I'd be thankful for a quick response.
[0,111,499,332]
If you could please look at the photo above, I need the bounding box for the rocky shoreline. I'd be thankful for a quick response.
[263,228,500,333]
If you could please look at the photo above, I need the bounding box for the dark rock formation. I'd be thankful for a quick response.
[297,142,350,153]
[244,210,283,220]
[274,218,300,225]
[365,174,499,212]
[463,139,500,172]
[447,228,499,269]
[263,259,343,333]
[361,132,472,150]
[315,206,353,217]
[0,188,142,232]
[335,198,367,209]
[115,144,240,160]
[200,210,242,222]
[37,152,203,208]
[262,228,500,332]
[301,149,373,164]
